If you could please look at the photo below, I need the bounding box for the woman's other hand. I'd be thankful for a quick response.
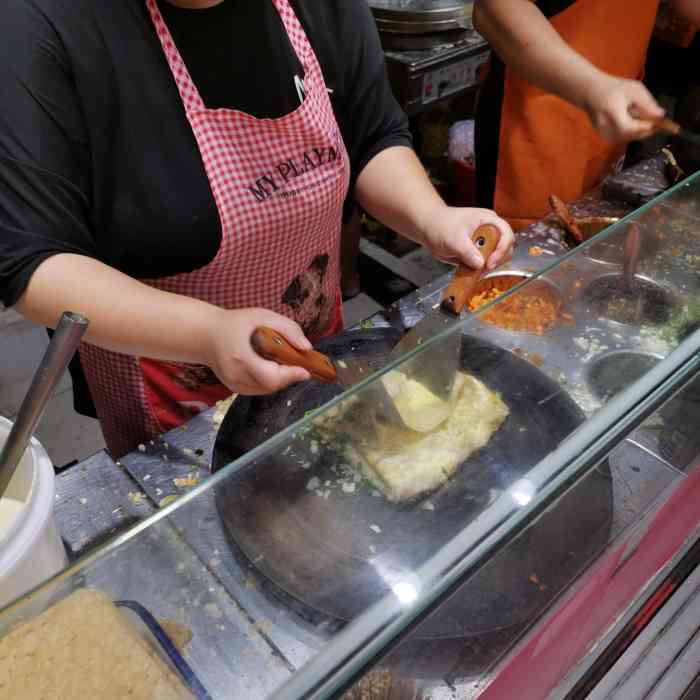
[583,76,665,142]
[421,206,514,271]
[204,308,312,395]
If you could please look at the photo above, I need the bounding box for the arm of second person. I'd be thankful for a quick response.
[473,0,664,141]
[15,254,311,395]
[670,0,700,25]
[354,146,513,271]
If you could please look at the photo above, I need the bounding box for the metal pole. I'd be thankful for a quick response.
[0,312,89,496]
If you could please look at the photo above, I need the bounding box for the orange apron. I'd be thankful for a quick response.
[494,0,660,230]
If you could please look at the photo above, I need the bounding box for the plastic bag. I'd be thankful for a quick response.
[448,119,475,165]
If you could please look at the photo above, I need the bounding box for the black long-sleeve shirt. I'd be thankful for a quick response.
[0,0,411,307]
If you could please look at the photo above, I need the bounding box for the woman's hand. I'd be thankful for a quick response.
[203,307,312,395]
[420,206,514,271]
[582,75,665,142]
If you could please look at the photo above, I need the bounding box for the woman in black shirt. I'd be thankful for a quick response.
[0,0,513,456]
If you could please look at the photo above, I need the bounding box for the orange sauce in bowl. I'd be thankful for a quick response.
[468,277,571,335]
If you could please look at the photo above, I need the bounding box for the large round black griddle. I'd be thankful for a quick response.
[212,329,612,640]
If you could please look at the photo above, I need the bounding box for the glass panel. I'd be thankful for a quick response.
[1,172,699,700]
[342,440,683,700]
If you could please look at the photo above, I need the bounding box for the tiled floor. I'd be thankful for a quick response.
[0,237,447,467]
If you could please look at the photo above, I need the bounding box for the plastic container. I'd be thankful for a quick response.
[448,120,477,206]
[0,416,67,608]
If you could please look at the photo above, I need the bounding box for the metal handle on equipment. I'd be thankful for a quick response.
[0,311,89,496]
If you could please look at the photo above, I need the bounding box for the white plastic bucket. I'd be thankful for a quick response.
[0,417,68,608]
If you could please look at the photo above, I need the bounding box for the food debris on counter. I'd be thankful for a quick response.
[203,603,223,620]
[572,334,608,363]
[254,619,273,635]
[212,394,237,426]
[159,495,178,508]
[158,620,193,654]
[529,573,548,592]
[173,472,199,488]
[128,491,145,505]
[306,476,321,491]
[513,347,545,368]
[369,524,382,534]
[529,246,554,257]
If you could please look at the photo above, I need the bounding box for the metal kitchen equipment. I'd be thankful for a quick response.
[369,0,473,35]
[367,1,489,115]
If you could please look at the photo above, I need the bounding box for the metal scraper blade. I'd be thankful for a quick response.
[387,223,503,404]
[334,357,407,428]
[388,306,463,402]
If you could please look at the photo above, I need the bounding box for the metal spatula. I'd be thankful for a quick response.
[386,224,501,402]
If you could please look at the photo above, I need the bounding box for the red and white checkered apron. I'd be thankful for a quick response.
[79,0,350,457]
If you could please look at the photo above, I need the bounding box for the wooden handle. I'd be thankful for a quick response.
[441,224,501,314]
[655,117,682,136]
[628,106,683,137]
[549,194,584,244]
[251,327,337,383]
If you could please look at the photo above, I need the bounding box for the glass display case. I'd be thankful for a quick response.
[1,172,700,700]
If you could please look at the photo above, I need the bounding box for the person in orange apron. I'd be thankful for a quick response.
[1,0,513,458]
[473,0,700,230]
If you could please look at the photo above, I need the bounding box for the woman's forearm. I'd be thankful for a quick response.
[473,0,606,110]
[354,146,445,246]
[16,254,221,363]
[354,145,514,269]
